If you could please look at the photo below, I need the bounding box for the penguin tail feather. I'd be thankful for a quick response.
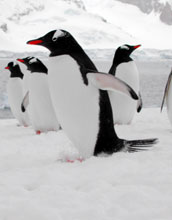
[124,138,158,153]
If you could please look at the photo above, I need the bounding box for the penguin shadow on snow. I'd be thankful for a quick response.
[25,29,157,161]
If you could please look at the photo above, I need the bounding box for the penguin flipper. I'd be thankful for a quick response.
[161,69,172,112]
[137,92,143,113]
[21,91,29,112]
[87,72,138,100]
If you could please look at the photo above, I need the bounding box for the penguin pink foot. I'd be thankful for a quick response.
[36,130,41,135]
[66,158,84,163]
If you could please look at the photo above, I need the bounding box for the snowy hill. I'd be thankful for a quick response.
[0,0,172,54]
[116,0,172,25]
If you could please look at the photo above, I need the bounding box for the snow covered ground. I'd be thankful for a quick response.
[0,107,172,220]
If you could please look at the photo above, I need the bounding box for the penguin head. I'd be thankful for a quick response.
[17,56,34,66]
[27,29,76,56]
[17,56,35,71]
[5,62,23,78]
[5,62,14,71]
[117,44,141,57]
[17,56,47,74]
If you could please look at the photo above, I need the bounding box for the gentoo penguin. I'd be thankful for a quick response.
[108,44,142,125]
[5,62,30,126]
[17,57,60,134]
[27,29,157,159]
[161,69,172,125]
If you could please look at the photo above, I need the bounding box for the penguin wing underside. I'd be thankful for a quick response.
[137,92,143,113]
[87,72,138,100]
[161,70,172,112]
[21,91,29,112]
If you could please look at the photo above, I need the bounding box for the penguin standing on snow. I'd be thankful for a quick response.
[5,62,30,126]
[17,57,60,134]
[108,44,142,125]
[26,29,157,159]
[161,69,172,125]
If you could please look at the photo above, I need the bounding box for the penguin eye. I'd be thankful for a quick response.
[52,37,58,42]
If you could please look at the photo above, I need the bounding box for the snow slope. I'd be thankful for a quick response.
[116,0,172,25]
[83,0,172,49]
[0,0,172,53]
[0,107,172,220]
[0,0,135,52]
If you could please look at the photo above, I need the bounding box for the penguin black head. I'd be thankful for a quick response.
[116,44,141,60]
[108,44,141,75]
[27,30,78,57]
[5,62,24,79]
[17,56,34,66]
[17,57,48,74]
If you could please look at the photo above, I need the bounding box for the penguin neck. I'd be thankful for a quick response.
[30,69,47,74]
[29,63,48,74]
[109,54,133,76]
[10,66,24,79]
[69,49,97,85]
[50,41,97,85]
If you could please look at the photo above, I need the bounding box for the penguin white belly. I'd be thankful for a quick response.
[109,61,139,124]
[29,73,60,132]
[22,71,31,125]
[166,80,172,125]
[23,71,30,94]
[7,78,30,126]
[48,55,99,158]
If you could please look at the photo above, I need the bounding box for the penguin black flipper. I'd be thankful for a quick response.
[21,91,29,112]
[87,72,138,100]
[137,92,143,113]
[161,69,172,112]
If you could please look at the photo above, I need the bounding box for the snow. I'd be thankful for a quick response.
[83,0,172,49]
[0,107,172,220]
[159,0,172,5]
[1,0,172,53]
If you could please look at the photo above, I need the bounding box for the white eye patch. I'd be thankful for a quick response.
[27,56,33,60]
[52,30,65,41]
[29,58,37,64]
[120,45,129,50]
